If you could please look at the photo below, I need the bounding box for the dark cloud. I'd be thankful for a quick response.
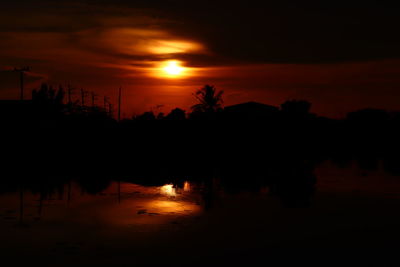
[166,1,400,64]
[65,0,400,64]
[2,0,399,65]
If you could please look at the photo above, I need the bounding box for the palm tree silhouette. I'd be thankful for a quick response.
[191,85,224,113]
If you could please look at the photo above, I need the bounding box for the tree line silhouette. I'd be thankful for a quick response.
[2,83,399,131]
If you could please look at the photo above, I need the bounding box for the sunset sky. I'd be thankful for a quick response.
[0,0,399,118]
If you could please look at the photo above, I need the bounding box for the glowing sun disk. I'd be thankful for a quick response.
[163,60,184,77]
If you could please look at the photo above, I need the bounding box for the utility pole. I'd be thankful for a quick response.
[81,89,88,107]
[109,103,113,118]
[14,67,30,101]
[118,87,122,122]
[67,84,74,105]
[104,96,109,110]
[91,92,97,108]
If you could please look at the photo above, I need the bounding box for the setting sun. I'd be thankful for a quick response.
[162,60,185,77]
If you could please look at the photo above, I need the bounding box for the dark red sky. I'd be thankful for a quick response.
[1,0,399,118]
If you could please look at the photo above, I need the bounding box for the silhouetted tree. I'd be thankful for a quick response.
[157,112,165,120]
[32,83,66,115]
[191,85,224,113]
[54,86,65,106]
[136,111,156,121]
[166,108,186,120]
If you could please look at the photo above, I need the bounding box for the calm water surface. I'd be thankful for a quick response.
[1,160,400,266]
[0,182,203,228]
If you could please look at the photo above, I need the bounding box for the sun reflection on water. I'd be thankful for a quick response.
[0,182,202,228]
[183,181,191,192]
[160,184,177,197]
